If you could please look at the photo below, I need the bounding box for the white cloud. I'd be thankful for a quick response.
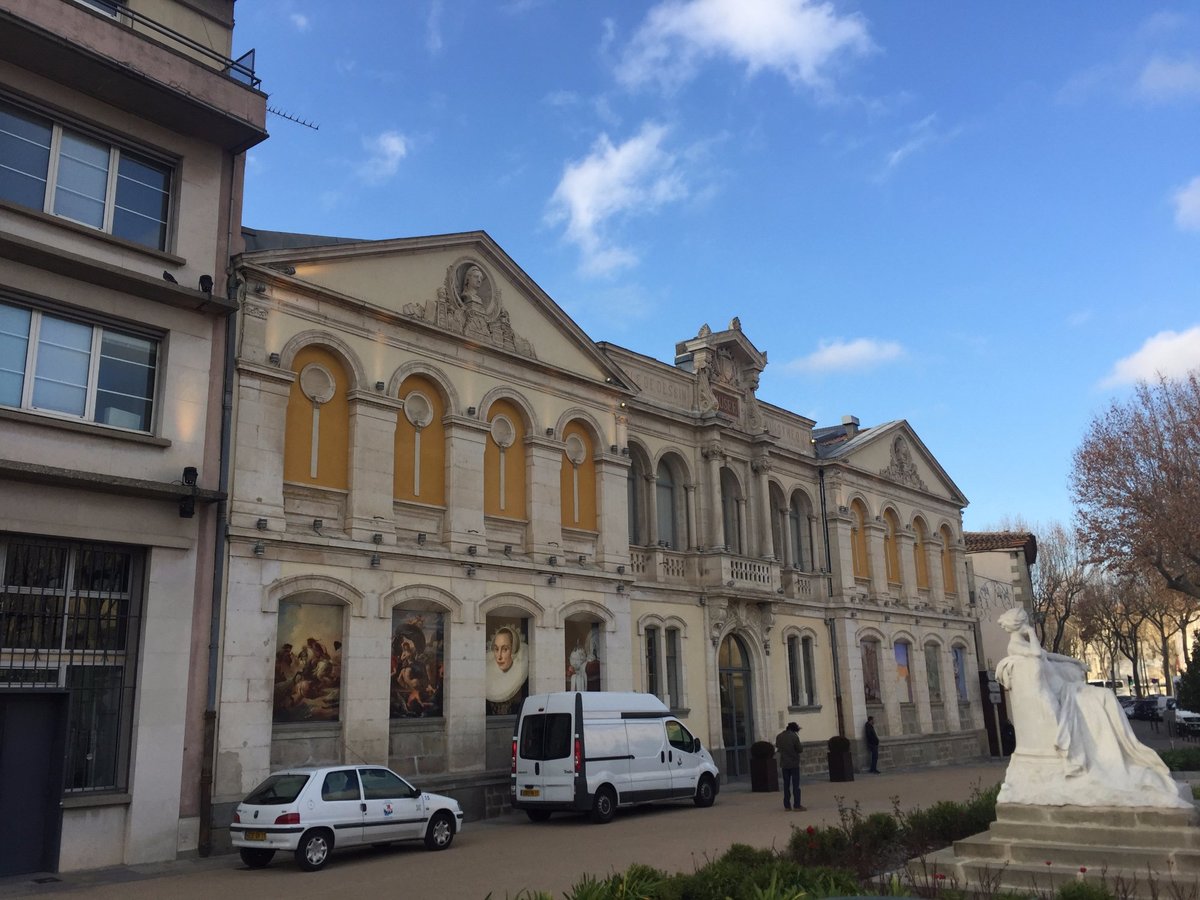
[289,13,310,31]
[425,1,443,55]
[617,0,873,95]
[1135,56,1200,102]
[357,131,408,184]
[1173,175,1200,230]
[878,113,958,177]
[1066,310,1093,328]
[1100,326,1200,387]
[546,122,687,276]
[786,338,905,374]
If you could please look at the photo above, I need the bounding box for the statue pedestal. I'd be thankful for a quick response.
[911,802,1200,899]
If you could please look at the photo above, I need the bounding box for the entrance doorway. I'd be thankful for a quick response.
[718,634,754,777]
[0,692,67,876]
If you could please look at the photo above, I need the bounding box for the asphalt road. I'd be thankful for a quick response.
[1,759,1009,900]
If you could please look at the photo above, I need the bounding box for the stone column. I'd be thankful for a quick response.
[943,644,964,731]
[346,391,402,543]
[752,454,773,559]
[702,441,725,550]
[229,362,294,532]
[896,531,918,603]
[526,436,564,558]
[911,640,934,733]
[444,415,488,551]
[928,538,946,606]
[594,455,631,567]
[826,509,854,598]
[866,520,888,599]
[644,473,659,546]
[736,498,748,557]
[780,506,794,568]
[684,484,698,550]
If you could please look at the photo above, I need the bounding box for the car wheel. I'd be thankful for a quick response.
[294,829,333,871]
[424,810,455,851]
[239,847,275,869]
[525,809,553,823]
[694,774,716,808]
[590,785,616,824]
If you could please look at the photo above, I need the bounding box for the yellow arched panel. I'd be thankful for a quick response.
[394,375,446,505]
[851,500,870,579]
[559,421,597,531]
[913,519,930,589]
[940,525,957,595]
[283,346,350,489]
[484,399,527,519]
[884,509,901,585]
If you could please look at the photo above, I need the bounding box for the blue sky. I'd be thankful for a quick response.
[232,1,1200,533]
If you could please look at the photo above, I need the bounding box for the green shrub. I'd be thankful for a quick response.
[1056,880,1115,900]
[1158,746,1200,771]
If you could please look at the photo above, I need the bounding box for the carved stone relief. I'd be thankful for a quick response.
[402,259,537,359]
[880,436,928,491]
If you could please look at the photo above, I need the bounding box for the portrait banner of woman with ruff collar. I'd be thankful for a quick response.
[486,616,528,716]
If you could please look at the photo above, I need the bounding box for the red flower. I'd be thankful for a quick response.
[1080,867,1088,874]
[806,825,816,835]
[935,873,946,881]
[1045,861,1053,867]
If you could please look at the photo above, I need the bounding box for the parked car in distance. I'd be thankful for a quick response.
[1130,698,1162,721]
[231,765,463,871]
[1174,706,1200,736]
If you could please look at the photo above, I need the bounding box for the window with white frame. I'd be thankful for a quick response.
[665,626,682,708]
[645,625,659,697]
[0,300,158,432]
[0,99,172,250]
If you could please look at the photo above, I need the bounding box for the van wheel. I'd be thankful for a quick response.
[694,775,716,808]
[294,829,333,871]
[239,847,275,868]
[424,811,455,850]
[590,785,616,824]
[526,809,552,822]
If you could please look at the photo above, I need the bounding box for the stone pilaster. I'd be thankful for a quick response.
[526,436,564,558]
[594,455,631,567]
[345,390,402,543]
[229,362,294,532]
[444,415,488,550]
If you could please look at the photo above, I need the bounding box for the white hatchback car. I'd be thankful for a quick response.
[230,765,464,871]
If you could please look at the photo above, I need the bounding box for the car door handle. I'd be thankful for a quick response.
[360,802,366,812]
[660,751,665,763]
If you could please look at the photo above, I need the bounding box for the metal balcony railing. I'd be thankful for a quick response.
[69,0,260,88]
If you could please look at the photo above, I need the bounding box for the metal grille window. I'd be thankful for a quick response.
[0,98,172,250]
[644,626,659,697]
[0,536,143,793]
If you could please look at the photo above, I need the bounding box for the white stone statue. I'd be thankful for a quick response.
[994,607,1189,808]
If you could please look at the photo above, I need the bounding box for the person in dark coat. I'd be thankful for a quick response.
[865,716,881,773]
[774,722,804,810]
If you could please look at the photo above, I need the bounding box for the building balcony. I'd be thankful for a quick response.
[0,0,267,152]
[628,546,786,594]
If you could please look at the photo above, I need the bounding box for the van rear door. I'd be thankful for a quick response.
[516,705,576,804]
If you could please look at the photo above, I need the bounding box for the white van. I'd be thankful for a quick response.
[511,691,720,823]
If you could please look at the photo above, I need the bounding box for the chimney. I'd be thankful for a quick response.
[841,415,860,438]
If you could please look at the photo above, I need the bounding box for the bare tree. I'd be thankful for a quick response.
[1071,371,1200,600]
[1030,521,1091,655]
[1077,577,1150,696]
[1130,575,1184,696]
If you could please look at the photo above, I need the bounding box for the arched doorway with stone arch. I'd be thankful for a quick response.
[718,633,755,777]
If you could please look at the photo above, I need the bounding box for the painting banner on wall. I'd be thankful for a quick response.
[486,616,527,715]
[564,619,601,691]
[391,609,445,718]
[274,601,342,722]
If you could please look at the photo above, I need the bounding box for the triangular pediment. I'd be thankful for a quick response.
[240,231,631,388]
[828,420,967,506]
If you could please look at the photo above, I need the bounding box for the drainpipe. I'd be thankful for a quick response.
[198,264,238,857]
[818,467,846,738]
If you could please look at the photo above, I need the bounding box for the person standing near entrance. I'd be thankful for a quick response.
[865,716,881,773]
[775,722,804,811]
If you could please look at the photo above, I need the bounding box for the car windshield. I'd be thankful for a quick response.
[244,773,310,805]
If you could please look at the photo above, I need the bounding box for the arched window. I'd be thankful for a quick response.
[787,494,804,570]
[394,374,445,504]
[560,421,596,530]
[627,453,645,545]
[940,525,957,595]
[850,500,870,580]
[786,633,818,707]
[912,518,930,589]
[883,509,901,585]
[284,346,350,489]
[655,460,678,549]
[861,638,881,702]
[720,467,742,554]
[894,639,913,704]
[484,399,526,519]
[924,640,943,703]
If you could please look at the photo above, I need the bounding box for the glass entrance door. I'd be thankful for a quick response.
[718,634,753,777]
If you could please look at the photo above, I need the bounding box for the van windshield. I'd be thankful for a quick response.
[520,713,572,761]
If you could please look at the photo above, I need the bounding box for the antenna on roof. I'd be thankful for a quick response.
[267,106,319,131]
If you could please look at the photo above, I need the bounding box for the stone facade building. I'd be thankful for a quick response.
[0,0,266,874]
[212,229,985,831]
